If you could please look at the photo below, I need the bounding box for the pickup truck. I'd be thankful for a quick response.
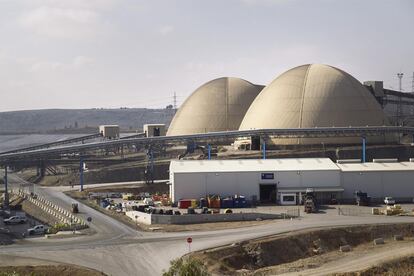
[27,225,47,235]
[3,216,27,225]
[384,197,396,205]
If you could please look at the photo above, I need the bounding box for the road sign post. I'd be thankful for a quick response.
[187,237,192,253]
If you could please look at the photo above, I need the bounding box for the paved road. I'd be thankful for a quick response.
[2,175,414,275]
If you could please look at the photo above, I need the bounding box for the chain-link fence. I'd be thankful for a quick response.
[281,208,301,219]
[337,207,372,216]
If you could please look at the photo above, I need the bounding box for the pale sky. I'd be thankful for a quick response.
[0,0,413,112]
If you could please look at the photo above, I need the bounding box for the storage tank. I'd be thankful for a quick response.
[167,77,264,136]
[239,64,392,145]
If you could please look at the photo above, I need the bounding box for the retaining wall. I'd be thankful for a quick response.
[126,211,281,225]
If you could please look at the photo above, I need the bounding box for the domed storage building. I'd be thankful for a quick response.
[239,64,392,145]
[167,77,264,136]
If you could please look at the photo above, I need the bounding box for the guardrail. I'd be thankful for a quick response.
[15,190,87,228]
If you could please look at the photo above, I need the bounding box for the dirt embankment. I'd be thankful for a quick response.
[191,223,414,275]
[86,182,169,194]
[336,255,414,276]
[36,162,170,186]
[0,264,106,276]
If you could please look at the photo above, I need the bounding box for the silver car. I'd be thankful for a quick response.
[3,216,27,225]
[27,225,47,235]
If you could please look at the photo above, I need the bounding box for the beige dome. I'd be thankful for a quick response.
[167,77,263,136]
[239,64,391,144]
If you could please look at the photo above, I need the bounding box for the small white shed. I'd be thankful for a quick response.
[143,124,166,137]
[99,125,120,139]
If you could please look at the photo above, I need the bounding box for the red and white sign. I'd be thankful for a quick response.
[187,237,192,243]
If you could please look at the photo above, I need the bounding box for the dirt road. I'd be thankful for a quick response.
[280,241,414,276]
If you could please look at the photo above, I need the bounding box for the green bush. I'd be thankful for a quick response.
[48,222,70,234]
[163,257,210,276]
[0,272,20,276]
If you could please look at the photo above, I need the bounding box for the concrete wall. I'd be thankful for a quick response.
[126,210,281,225]
[341,171,414,202]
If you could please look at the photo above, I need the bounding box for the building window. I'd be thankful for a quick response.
[261,173,274,180]
[282,195,295,202]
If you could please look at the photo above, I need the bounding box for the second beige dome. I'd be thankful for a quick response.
[239,64,390,144]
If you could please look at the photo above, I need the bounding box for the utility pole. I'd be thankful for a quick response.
[173,92,177,114]
[412,72,414,93]
[397,72,404,92]
[396,73,404,125]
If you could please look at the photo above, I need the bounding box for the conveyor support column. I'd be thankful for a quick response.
[80,157,84,192]
[262,139,266,160]
[362,137,366,163]
[3,165,9,207]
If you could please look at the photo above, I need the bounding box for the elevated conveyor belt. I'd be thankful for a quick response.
[0,133,102,155]
[0,126,413,163]
[120,132,146,139]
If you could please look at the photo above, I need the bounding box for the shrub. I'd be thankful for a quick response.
[0,272,20,276]
[163,257,210,276]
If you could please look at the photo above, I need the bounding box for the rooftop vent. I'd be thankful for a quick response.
[336,159,361,164]
[372,158,398,163]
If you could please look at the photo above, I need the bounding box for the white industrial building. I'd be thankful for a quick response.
[169,158,414,205]
[338,161,414,201]
[169,158,342,205]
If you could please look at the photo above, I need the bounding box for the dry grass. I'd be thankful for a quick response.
[0,265,106,276]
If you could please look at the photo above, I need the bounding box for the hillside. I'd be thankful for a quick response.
[0,108,174,134]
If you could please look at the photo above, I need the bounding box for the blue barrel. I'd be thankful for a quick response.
[233,196,247,208]
[221,198,234,208]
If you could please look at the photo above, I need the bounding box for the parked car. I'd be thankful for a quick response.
[384,197,396,205]
[143,197,154,206]
[27,225,47,235]
[3,216,27,224]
